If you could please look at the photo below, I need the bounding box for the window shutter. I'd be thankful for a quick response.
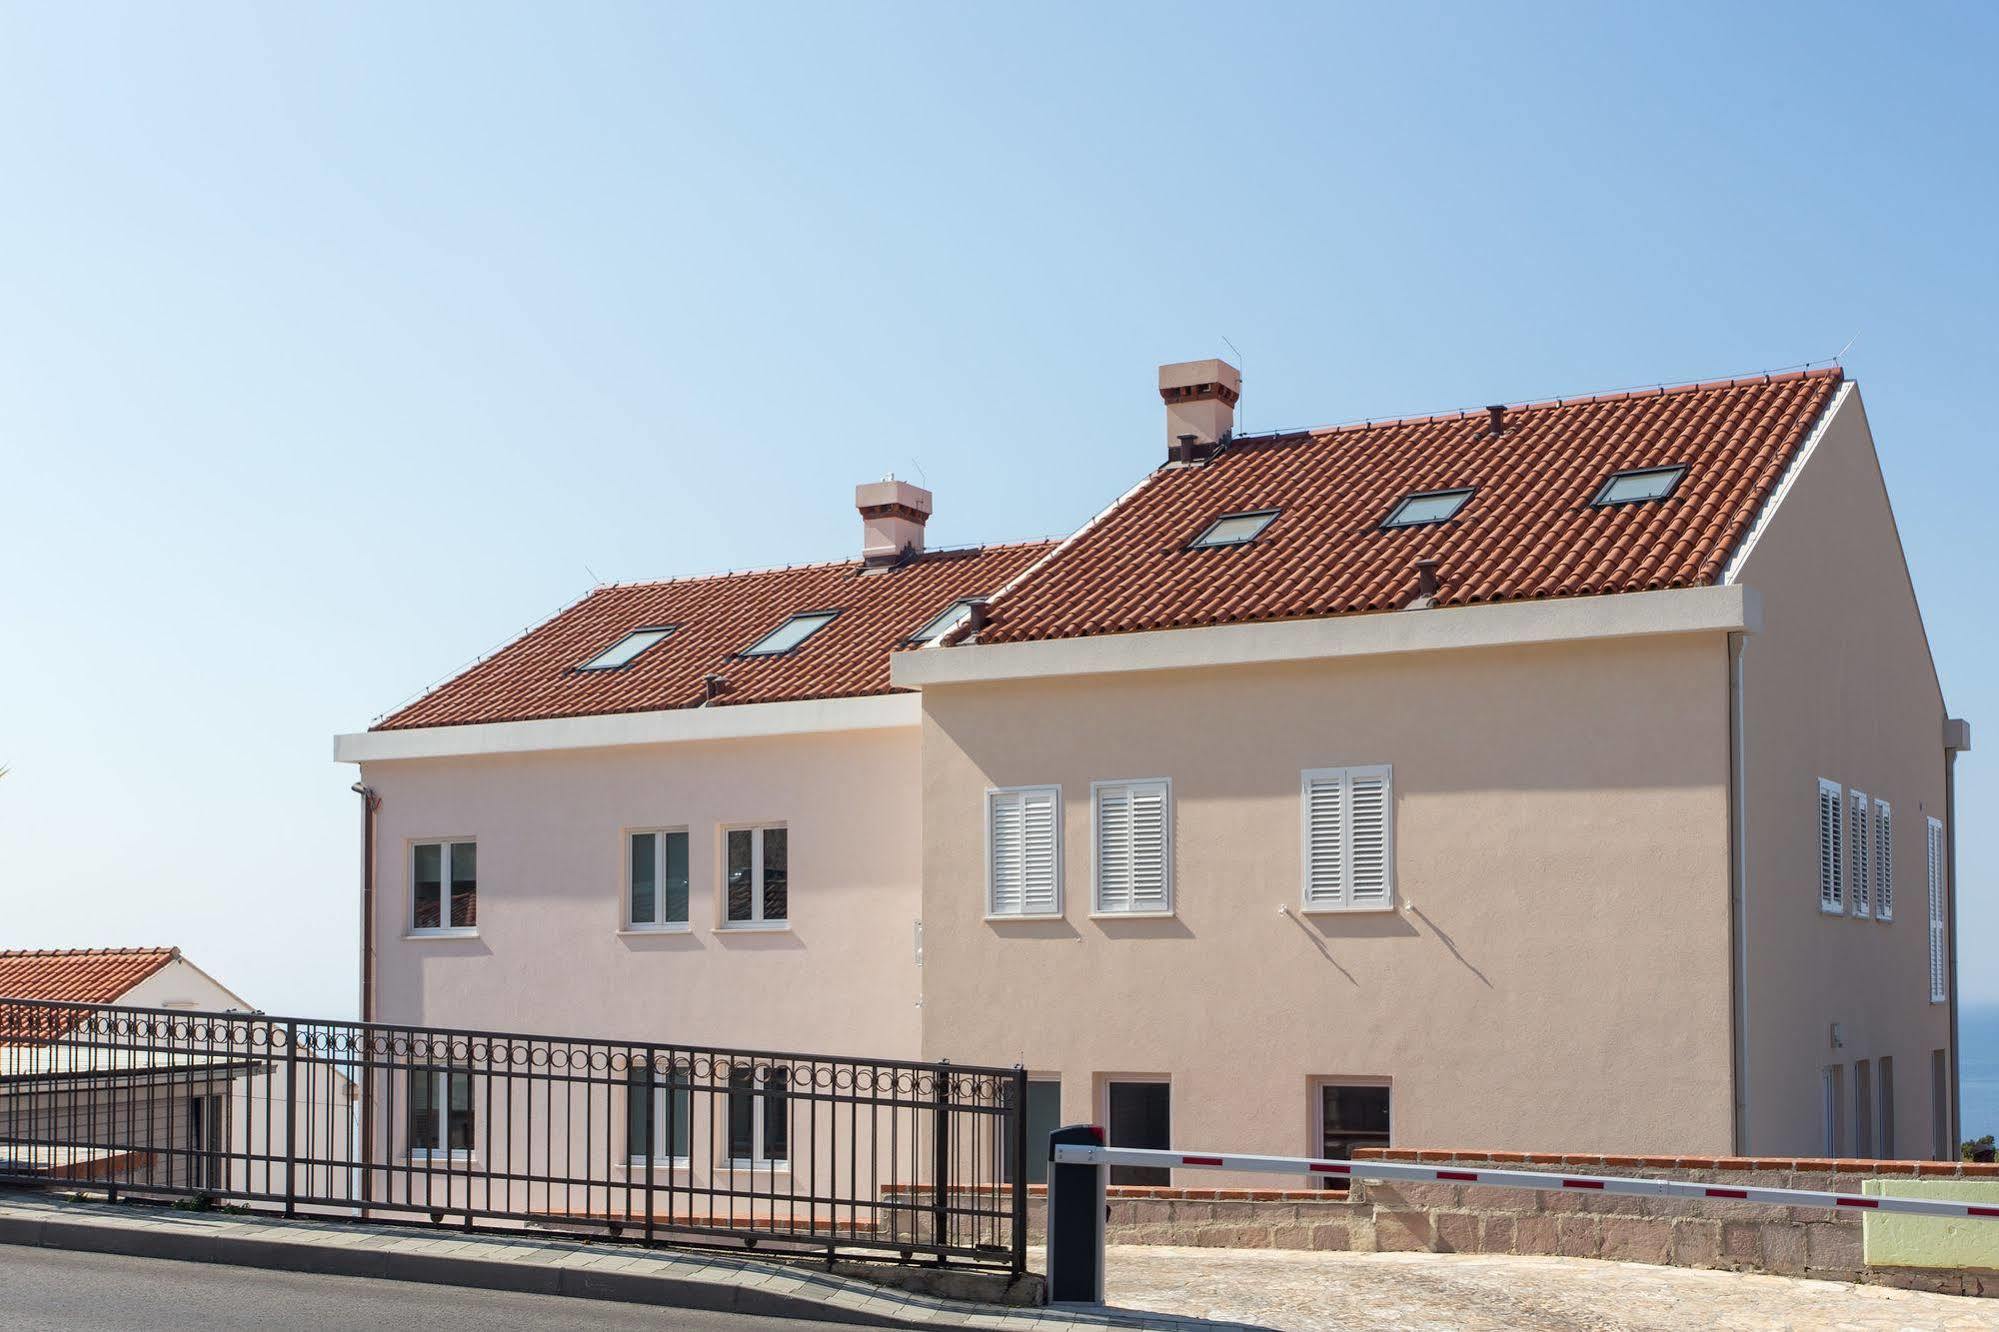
[1347,766,1394,908]
[1020,788,1059,915]
[1927,816,1946,1004]
[1303,773,1346,910]
[1874,799,1892,921]
[1301,766,1394,910]
[1849,791,1871,918]
[1817,780,1843,913]
[989,791,1025,916]
[1094,780,1169,914]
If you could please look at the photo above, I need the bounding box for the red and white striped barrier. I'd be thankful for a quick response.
[1050,1144,1999,1223]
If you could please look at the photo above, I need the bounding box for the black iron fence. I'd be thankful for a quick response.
[0,997,1026,1271]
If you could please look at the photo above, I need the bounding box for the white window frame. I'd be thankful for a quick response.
[1816,779,1844,915]
[627,1062,692,1168]
[724,1065,790,1171]
[721,824,789,930]
[624,827,692,932]
[1849,789,1872,919]
[408,1068,473,1161]
[410,838,478,937]
[1927,816,1947,1004]
[1874,798,1893,922]
[1300,765,1396,913]
[1091,777,1174,918]
[985,785,1064,920]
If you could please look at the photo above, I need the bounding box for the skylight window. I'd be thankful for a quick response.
[1190,510,1278,548]
[577,627,675,671]
[1382,488,1473,528]
[742,611,838,657]
[1593,466,1686,507]
[908,599,978,646]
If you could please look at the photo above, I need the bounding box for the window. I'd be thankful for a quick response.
[1874,799,1893,921]
[1816,780,1843,914]
[742,611,837,657]
[1591,465,1686,506]
[1821,1065,1844,1157]
[1849,790,1871,918]
[726,1064,788,1166]
[1931,1050,1949,1160]
[1318,1083,1390,1191]
[1092,779,1171,915]
[908,599,977,647]
[724,826,787,926]
[1104,1080,1170,1187]
[627,1061,692,1165]
[187,1094,225,1190]
[1854,1059,1874,1158]
[1927,816,1947,1003]
[409,1068,472,1157]
[1879,1056,1896,1159]
[578,626,674,671]
[413,841,476,932]
[987,786,1061,917]
[1001,1079,1064,1185]
[1382,488,1472,528]
[628,830,690,929]
[1189,510,1278,548]
[1301,766,1394,912]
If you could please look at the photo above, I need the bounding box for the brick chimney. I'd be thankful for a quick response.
[855,476,933,567]
[1160,358,1241,462]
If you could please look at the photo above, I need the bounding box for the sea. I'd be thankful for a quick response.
[1964,1002,1998,1145]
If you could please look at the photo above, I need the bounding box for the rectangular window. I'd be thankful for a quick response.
[1301,766,1394,911]
[724,826,787,926]
[578,626,674,671]
[1105,1079,1170,1187]
[742,611,837,657]
[626,1060,692,1164]
[987,786,1061,917]
[1878,1056,1895,1160]
[1817,780,1843,914]
[628,830,690,929]
[1931,1049,1949,1160]
[1001,1079,1064,1185]
[1821,1064,1844,1158]
[1854,1059,1873,1158]
[1093,779,1171,915]
[413,840,476,932]
[1927,816,1947,1003]
[1318,1083,1391,1192]
[726,1064,789,1166]
[409,1069,472,1156]
[1849,791,1871,917]
[1874,798,1893,921]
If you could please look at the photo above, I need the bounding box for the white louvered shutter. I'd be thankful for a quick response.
[1301,766,1394,910]
[1874,799,1892,921]
[1817,780,1843,913]
[1094,780,1169,914]
[989,791,1025,915]
[1850,790,1871,918]
[989,787,1060,916]
[1927,817,1946,1003]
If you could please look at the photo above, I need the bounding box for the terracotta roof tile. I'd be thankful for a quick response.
[0,948,179,1004]
[977,369,1842,643]
[376,541,1055,731]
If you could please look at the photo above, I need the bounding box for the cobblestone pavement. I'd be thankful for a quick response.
[1096,1244,1999,1331]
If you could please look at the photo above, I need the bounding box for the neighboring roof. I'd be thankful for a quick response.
[975,368,1843,644]
[376,541,1055,731]
[0,948,179,1005]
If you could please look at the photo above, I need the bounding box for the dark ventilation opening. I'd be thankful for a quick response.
[1106,1080,1171,1186]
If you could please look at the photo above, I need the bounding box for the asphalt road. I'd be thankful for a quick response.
[0,1244,859,1331]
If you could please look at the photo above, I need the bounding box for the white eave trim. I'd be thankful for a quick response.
[335,692,919,763]
[891,584,1760,688]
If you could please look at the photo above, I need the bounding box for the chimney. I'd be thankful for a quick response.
[855,476,933,567]
[1159,358,1241,462]
[1486,405,1506,436]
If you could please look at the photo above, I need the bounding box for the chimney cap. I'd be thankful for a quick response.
[1159,358,1242,395]
[855,477,933,516]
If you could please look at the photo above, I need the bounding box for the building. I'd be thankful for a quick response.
[337,359,1965,1169]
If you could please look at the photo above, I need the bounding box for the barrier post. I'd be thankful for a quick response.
[1044,1124,1106,1303]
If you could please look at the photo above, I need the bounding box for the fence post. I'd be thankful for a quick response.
[283,1020,297,1217]
[1008,1065,1028,1276]
[930,1059,950,1257]
[1044,1123,1105,1304]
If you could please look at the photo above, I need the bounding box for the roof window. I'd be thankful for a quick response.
[1382,488,1473,528]
[908,599,978,646]
[576,627,675,671]
[1593,466,1686,507]
[742,611,838,657]
[1190,510,1278,548]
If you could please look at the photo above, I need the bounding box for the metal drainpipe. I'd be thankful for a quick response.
[1944,734,1963,1155]
[1727,632,1751,1153]
[351,781,380,1213]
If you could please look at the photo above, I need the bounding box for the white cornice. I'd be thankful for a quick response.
[891,585,1760,688]
[335,692,920,764]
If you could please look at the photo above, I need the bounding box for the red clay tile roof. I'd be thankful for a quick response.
[0,948,179,1004]
[976,368,1843,644]
[376,541,1055,730]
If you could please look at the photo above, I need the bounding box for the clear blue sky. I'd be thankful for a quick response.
[2,2,1993,1022]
